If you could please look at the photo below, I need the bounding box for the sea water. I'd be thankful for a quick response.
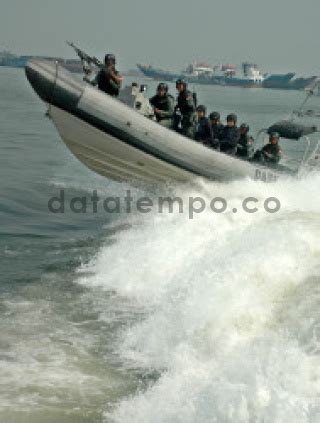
[1,67,320,422]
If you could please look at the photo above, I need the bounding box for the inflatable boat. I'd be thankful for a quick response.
[25,59,319,185]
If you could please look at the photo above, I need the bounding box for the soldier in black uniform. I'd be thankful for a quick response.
[219,114,240,155]
[175,79,197,139]
[194,105,213,144]
[93,54,123,97]
[149,83,175,128]
[209,112,224,149]
[254,132,282,166]
[236,123,254,159]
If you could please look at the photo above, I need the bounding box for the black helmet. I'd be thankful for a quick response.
[209,111,220,120]
[196,105,206,113]
[269,132,280,141]
[227,113,237,122]
[176,78,187,87]
[157,82,168,92]
[105,54,116,65]
[240,123,250,131]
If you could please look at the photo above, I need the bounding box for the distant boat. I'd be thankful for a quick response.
[0,51,27,68]
[137,61,318,91]
[136,64,181,82]
[262,73,318,90]
[0,50,83,73]
[137,61,265,88]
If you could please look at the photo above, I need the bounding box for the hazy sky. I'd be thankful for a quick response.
[1,0,319,74]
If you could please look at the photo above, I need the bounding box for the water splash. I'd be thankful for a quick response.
[77,174,320,423]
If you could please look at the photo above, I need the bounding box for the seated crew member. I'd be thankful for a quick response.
[236,123,254,159]
[91,54,123,97]
[219,114,240,155]
[149,83,175,128]
[194,105,213,144]
[253,132,282,166]
[209,111,224,149]
[175,78,197,139]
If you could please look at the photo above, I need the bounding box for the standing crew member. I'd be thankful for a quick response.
[175,79,197,139]
[219,114,240,155]
[150,83,175,128]
[195,105,213,144]
[209,111,224,149]
[236,123,254,159]
[92,54,123,97]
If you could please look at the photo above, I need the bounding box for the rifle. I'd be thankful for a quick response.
[66,41,103,75]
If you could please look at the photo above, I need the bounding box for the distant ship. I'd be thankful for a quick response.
[186,62,265,88]
[137,61,264,87]
[262,72,319,90]
[0,50,27,67]
[136,63,182,81]
[137,61,318,91]
[0,50,83,73]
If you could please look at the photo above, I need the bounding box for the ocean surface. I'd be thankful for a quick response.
[1,67,320,423]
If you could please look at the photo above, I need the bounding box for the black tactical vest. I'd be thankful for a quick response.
[97,68,120,97]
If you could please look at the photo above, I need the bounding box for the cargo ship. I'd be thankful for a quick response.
[137,61,318,91]
[137,61,265,88]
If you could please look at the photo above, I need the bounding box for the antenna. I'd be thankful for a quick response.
[293,78,320,118]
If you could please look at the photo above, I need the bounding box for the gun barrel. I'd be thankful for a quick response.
[66,41,103,69]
